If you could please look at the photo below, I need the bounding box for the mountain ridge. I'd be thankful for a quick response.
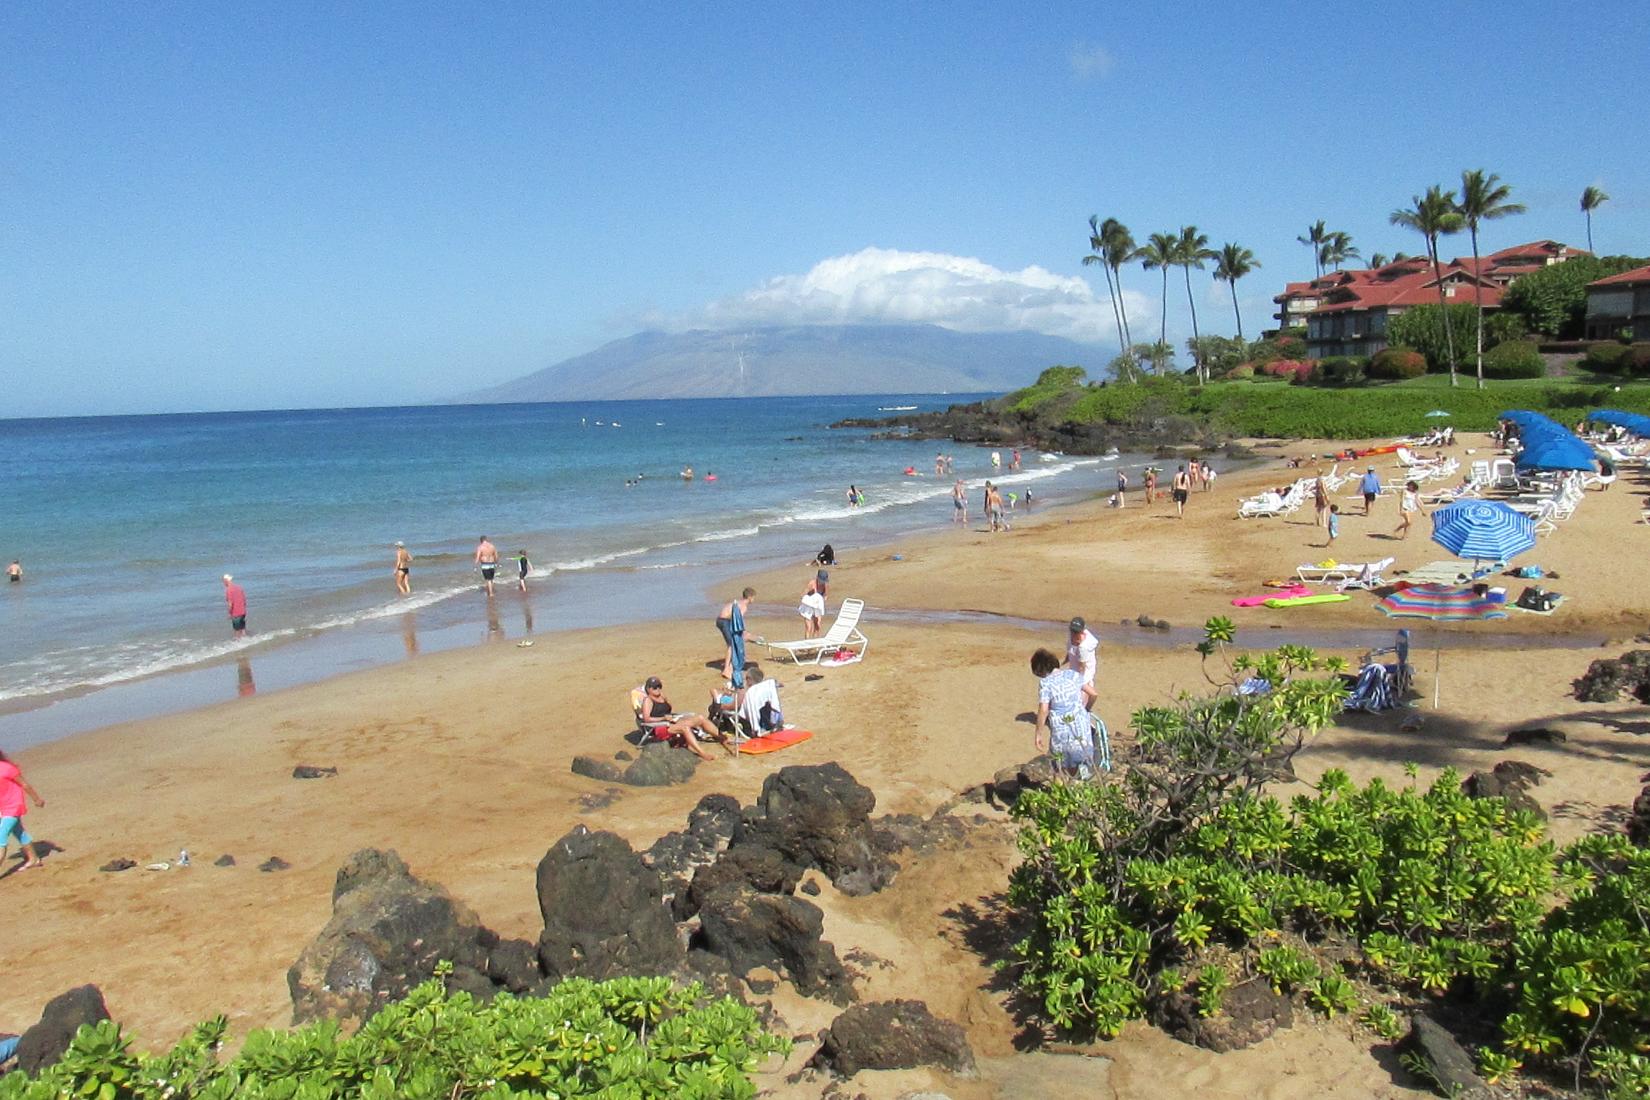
[452,323,1111,402]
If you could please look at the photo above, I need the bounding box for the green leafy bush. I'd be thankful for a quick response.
[1309,356,1369,386]
[1583,342,1632,373]
[1481,340,1545,380]
[1368,348,1428,380]
[0,974,789,1100]
[1223,363,1256,380]
[1386,303,1481,372]
[1484,311,1527,347]
[1626,344,1650,377]
[1497,836,1650,1099]
[1502,255,1650,338]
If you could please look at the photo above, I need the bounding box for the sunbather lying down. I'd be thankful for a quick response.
[637,676,734,760]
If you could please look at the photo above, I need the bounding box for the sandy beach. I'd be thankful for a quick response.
[4,434,1647,1098]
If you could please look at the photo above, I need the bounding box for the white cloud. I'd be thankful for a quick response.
[1069,41,1115,79]
[673,247,1145,345]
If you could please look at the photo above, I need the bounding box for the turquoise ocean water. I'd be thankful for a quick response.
[0,396,1135,743]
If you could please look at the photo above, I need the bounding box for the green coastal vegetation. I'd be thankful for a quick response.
[1010,623,1650,1099]
[0,974,787,1099]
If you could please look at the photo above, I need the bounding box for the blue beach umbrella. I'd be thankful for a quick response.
[1515,441,1598,471]
[1430,500,1536,565]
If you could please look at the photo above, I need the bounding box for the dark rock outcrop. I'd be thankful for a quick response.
[1153,979,1294,1052]
[535,827,683,981]
[213,854,236,868]
[259,856,291,872]
[732,763,896,895]
[812,1000,977,1077]
[99,858,136,872]
[1401,1014,1492,1099]
[987,756,1057,808]
[1574,650,1650,704]
[14,985,112,1076]
[1461,760,1550,820]
[572,743,699,787]
[292,765,338,779]
[287,849,505,1024]
[677,844,801,920]
[645,793,743,880]
[695,888,853,1004]
[485,938,543,994]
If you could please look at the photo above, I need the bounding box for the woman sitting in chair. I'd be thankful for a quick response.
[637,676,733,760]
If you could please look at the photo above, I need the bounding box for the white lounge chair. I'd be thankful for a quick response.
[755,598,869,664]
[1296,560,1377,586]
[1238,491,1288,519]
[1336,556,1396,592]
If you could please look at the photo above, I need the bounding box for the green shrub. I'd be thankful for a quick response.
[1625,343,1650,377]
[1484,311,1527,347]
[1368,348,1428,380]
[1387,303,1481,372]
[1481,340,1545,380]
[0,974,789,1100]
[1310,356,1369,386]
[1502,255,1650,338]
[1583,342,1632,373]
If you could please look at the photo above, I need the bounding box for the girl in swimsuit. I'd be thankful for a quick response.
[393,543,412,595]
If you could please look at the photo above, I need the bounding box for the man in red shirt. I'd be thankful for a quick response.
[223,574,248,638]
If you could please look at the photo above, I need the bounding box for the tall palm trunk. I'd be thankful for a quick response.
[1183,265,1204,383]
[1229,281,1244,341]
[1585,211,1594,253]
[1098,262,1126,356]
[1427,235,1459,388]
[1112,261,1134,349]
[1470,227,1485,390]
[1158,267,1169,347]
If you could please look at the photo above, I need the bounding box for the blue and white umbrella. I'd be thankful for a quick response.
[1430,500,1537,564]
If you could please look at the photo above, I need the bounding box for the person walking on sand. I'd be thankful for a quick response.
[222,575,248,638]
[1171,464,1191,518]
[1115,469,1127,508]
[952,478,968,525]
[1324,504,1341,548]
[1359,467,1382,516]
[1313,471,1330,527]
[1396,481,1421,539]
[474,535,499,596]
[716,587,756,688]
[1,749,47,872]
[393,542,412,595]
[1143,467,1157,507]
[515,549,531,592]
[1065,616,1099,694]
[5,561,18,584]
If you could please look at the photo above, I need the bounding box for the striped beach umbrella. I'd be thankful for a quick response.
[1430,500,1536,565]
[1376,584,1508,621]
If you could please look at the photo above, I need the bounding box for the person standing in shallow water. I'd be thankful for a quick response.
[393,542,412,595]
[5,561,19,583]
[222,574,248,638]
[474,535,499,596]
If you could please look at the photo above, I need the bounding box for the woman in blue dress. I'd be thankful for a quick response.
[1030,648,1103,778]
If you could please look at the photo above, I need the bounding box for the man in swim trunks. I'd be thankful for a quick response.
[475,535,499,596]
[5,561,18,583]
[393,542,412,595]
[222,574,247,638]
[952,479,967,525]
[1172,464,1192,518]
[716,587,755,687]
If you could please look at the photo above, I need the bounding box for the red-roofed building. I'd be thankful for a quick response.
[1584,265,1650,340]
[1279,241,1585,358]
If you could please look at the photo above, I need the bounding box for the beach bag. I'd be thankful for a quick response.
[1516,585,1556,612]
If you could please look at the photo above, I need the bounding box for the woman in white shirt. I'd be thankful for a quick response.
[1396,479,1422,539]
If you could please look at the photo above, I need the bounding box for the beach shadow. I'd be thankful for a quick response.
[1015,711,1037,725]
[942,893,1047,1049]
[1367,533,1401,541]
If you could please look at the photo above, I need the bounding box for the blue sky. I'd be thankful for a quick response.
[3,2,1647,416]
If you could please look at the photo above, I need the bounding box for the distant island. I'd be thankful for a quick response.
[450,323,1111,402]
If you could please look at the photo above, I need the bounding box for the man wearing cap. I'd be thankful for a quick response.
[393,541,412,595]
[223,574,248,638]
[1359,467,1383,515]
[1065,616,1098,693]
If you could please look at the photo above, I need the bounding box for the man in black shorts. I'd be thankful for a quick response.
[1171,464,1191,518]
[474,535,499,596]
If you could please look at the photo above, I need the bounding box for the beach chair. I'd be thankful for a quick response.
[756,598,869,664]
[1237,491,1287,518]
[1295,560,1368,586]
[1336,556,1395,592]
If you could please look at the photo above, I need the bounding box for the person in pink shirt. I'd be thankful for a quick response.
[0,749,47,871]
[223,574,248,638]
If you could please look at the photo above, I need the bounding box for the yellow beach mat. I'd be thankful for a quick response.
[1263,593,1353,609]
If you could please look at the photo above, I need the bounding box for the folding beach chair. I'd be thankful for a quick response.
[755,598,869,664]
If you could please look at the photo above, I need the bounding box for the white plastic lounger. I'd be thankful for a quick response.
[756,598,869,664]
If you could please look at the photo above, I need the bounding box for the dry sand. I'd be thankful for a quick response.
[3,434,1647,1098]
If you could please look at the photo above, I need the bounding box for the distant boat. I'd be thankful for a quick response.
[655,421,665,426]
[611,421,621,428]
[878,405,918,411]
[594,419,605,426]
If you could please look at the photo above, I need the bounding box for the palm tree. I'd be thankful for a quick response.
[1369,253,1389,269]
[1213,242,1260,341]
[1581,185,1610,253]
[1084,216,1128,356]
[1173,226,1217,382]
[1137,232,1178,350]
[1457,170,1525,389]
[1100,219,1137,352]
[1389,186,1465,386]
[1318,231,1361,272]
[1297,220,1328,279]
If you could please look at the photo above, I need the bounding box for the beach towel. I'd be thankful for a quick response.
[1233,585,1312,607]
[736,728,814,755]
[1263,593,1351,609]
[1344,663,1395,713]
[739,678,784,734]
[729,601,747,688]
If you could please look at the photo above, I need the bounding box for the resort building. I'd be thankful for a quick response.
[1280,241,1586,359]
[1584,265,1650,341]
